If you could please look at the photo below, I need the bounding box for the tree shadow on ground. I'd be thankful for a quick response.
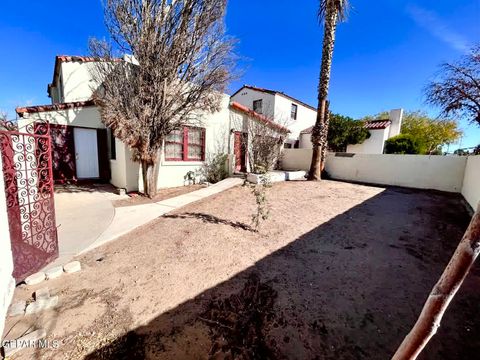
[85,187,479,360]
[164,212,256,232]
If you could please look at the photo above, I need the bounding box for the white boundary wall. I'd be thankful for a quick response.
[462,155,480,210]
[324,153,467,193]
[281,148,312,172]
[281,149,479,209]
[0,154,15,340]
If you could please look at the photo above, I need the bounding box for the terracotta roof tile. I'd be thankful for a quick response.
[300,119,392,134]
[364,119,391,129]
[230,102,290,133]
[56,55,122,63]
[16,100,95,117]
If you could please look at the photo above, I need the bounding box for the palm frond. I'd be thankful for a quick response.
[318,0,350,22]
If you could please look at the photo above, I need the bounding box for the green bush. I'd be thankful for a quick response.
[327,113,371,152]
[201,153,228,183]
[384,134,424,154]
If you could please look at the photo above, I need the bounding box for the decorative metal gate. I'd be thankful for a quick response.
[0,121,58,281]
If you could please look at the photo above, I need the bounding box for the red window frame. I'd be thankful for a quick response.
[165,126,206,161]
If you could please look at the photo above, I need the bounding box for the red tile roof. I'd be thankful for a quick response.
[364,119,391,129]
[16,100,95,117]
[55,55,122,63]
[230,102,290,133]
[57,55,99,63]
[300,119,392,134]
[231,85,317,112]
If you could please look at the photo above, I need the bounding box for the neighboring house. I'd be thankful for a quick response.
[346,109,403,154]
[15,56,287,191]
[299,109,404,154]
[231,85,317,148]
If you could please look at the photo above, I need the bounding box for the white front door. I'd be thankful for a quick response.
[74,128,99,179]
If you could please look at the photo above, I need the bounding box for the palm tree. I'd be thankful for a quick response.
[308,0,350,180]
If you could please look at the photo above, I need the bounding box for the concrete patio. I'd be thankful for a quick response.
[45,184,123,269]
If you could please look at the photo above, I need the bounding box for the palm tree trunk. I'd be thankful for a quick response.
[308,2,339,180]
[392,206,480,359]
[308,100,327,180]
[320,101,331,171]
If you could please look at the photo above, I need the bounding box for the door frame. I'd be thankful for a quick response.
[234,131,247,172]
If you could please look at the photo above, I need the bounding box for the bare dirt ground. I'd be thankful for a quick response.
[4,180,478,360]
[113,185,206,207]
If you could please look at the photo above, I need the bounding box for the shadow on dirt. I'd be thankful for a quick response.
[85,187,478,360]
[164,212,256,232]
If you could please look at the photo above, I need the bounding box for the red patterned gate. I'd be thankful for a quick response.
[0,121,58,282]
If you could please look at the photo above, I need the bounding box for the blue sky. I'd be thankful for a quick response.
[1,0,479,148]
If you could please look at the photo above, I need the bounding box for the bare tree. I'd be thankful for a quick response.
[393,206,480,359]
[425,45,480,127]
[90,0,236,197]
[229,106,288,230]
[245,114,288,174]
[243,117,286,232]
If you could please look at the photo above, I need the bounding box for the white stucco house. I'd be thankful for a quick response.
[15,56,288,192]
[298,109,404,154]
[231,85,317,148]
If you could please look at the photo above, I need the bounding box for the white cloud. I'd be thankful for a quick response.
[406,4,470,53]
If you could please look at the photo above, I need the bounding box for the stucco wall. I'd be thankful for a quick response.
[231,87,317,145]
[123,94,288,190]
[274,94,316,144]
[299,133,312,149]
[60,62,100,103]
[461,155,480,210]
[281,149,469,193]
[324,153,467,192]
[0,154,15,341]
[231,88,276,118]
[110,139,140,192]
[155,96,231,189]
[281,148,313,171]
[18,106,104,130]
[121,95,231,191]
[346,127,390,154]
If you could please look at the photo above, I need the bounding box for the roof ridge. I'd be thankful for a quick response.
[232,85,317,112]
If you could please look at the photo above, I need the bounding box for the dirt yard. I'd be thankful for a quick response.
[113,184,206,207]
[4,180,479,360]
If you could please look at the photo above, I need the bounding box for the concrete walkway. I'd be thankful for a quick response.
[45,185,124,270]
[80,177,243,254]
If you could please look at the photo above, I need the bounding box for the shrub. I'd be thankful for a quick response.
[201,153,228,183]
[384,134,424,154]
[328,113,371,152]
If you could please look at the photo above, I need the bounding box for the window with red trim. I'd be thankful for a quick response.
[165,126,206,161]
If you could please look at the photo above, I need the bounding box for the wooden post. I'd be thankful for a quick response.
[392,205,480,359]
